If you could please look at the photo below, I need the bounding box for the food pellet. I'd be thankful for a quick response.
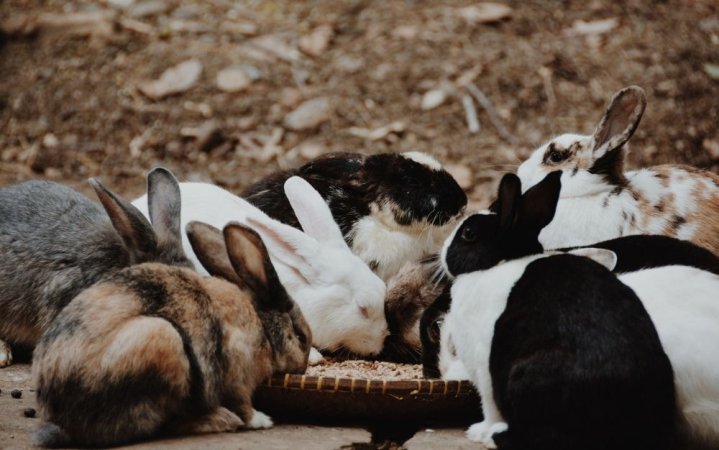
[23,408,36,418]
[305,359,422,380]
[10,389,22,399]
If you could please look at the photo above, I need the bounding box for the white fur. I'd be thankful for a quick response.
[618,266,719,447]
[246,409,273,429]
[443,254,547,448]
[517,133,716,249]
[402,151,443,171]
[352,204,452,282]
[132,178,388,357]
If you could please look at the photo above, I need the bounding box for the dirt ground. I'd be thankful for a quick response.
[1,0,718,205]
[1,0,718,448]
[1,364,473,450]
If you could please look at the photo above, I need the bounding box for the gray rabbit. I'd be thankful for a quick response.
[0,168,190,367]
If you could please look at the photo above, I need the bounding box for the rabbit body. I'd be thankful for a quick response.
[132,178,388,358]
[33,223,311,448]
[517,86,719,253]
[0,169,188,367]
[446,253,675,450]
[438,172,676,449]
[243,151,467,281]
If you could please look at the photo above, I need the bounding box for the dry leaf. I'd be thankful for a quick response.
[458,3,512,25]
[139,59,202,100]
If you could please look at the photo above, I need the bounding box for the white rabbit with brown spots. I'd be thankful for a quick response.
[32,222,311,448]
[517,86,719,253]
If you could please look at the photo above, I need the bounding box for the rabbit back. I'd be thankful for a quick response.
[489,254,676,450]
[33,263,269,447]
[0,181,129,346]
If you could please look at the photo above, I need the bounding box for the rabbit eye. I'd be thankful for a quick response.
[547,148,568,164]
[429,318,443,343]
[460,225,478,242]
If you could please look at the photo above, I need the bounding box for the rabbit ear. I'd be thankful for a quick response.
[517,171,562,233]
[591,86,646,158]
[223,222,289,310]
[568,248,618,271]
[245,215,319,282]
[89,177,158,261]
[494,173,522,230]
[186,221,243,285]
[283,176,346,247]
[147,167,183,247]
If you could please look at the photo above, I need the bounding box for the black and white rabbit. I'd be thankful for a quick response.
[243,151,468,281]
[439,171,676,450]
[517,86,719,254]
[33,222,311,447]
[0,168,189,367]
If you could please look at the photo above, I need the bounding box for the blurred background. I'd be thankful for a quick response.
[1,0,717,207]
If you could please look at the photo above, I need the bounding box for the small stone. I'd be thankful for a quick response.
[138,59,202,100]
[458,3,512,25]
[42,133,59,148]
[284,97,331,131]
[216,67,252,93]
[180,121,225,152]
[703,138,719,160]
[130,0,169,18]
[567,17,618,36]
[23,408,36,418]
[299,24,333,56]
[421,89,448,111]
[11,389,22,399]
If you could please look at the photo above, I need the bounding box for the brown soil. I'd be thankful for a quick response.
[1,0,717,206]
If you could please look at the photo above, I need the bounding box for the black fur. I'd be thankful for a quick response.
[242,152,467,245]
[563,234,719,275]
[490,254,676,450]
[445,172,561,277]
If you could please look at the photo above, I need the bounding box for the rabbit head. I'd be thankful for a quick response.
[90,167,191,269]
[442,171,562,278]
[517,86,646,197]
[187,221,311,374]
[244,176,388,356]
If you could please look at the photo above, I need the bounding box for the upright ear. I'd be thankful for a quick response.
[186,221,242,285]
[517,171,562,233]
[89,177,158,261]
[591,86,646,157]
[284,176,346,247]
[245,215,320,282]
[147,167,183,246]
[223,223,287,309]
[494,173,522,230]
[567,248,617,271]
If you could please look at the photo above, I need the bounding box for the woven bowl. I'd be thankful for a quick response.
[253,373,482,426]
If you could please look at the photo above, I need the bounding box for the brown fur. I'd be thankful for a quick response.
[32,222,311,448]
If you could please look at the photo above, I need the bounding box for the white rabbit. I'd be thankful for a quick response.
[133,176,388,363]
[517,85,719,253]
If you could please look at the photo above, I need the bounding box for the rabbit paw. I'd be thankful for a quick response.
[246,409,273,429]
[0,340,12,368]
[466,421,508,448]
[308,347,325,365]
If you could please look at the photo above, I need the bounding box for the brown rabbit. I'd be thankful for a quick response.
[32,222,311,448]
